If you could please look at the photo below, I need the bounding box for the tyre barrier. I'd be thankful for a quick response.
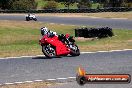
[75,27,114,38]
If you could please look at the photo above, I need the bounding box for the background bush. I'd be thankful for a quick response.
[77,0,92,9]
[43,1,58,9]
[10,0,37,10]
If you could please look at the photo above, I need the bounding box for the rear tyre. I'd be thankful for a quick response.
[70,44,80,56]
[42,44,56,58]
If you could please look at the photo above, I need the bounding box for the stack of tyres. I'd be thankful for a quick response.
[75,29,83,37]
[75,27,114,38]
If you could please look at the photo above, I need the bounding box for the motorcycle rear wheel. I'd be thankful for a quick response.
[70,44,80,56]
[42,44,56,58]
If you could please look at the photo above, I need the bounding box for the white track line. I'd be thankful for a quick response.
[1,76,76,85]
[124,49,132,50]
[67,77,76,79]
[24,81,33,83]
[81,49,132,54]
[4,83,14,85]
[50,23,55,25]
[89,17,101,19]
[56,78,67,80]
[34,80,43,82]
[111,18,127,20]
[0,49,132,59]
[46,79,56,81]
[60,24,65,25]
[97,51,110,52]
[14,82,24,84]
[110,50,124,52]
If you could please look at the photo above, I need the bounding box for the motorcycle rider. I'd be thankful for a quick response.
[40,27,57,37]
[41,27,66,40]
[40,27,74,47]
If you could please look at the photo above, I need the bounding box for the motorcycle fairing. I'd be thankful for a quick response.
[40,35,70,56]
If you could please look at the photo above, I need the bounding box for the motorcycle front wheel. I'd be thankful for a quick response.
[42,44,56,58]
[70,44,80,56]
[26,17,29,21]
[33,18,37,21]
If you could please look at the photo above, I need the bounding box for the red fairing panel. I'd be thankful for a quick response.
[41,35,70,56]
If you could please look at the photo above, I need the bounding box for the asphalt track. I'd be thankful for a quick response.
[0,15,132,29]
[0,15,132,88]
[0,50,132,88]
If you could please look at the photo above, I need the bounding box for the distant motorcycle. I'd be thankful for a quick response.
[39,34,80,58]
[25,14,37,21]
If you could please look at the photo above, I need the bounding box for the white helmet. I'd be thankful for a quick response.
[53,32,57,35]
[41,27,48,36]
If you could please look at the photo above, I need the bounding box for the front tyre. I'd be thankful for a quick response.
[42,44,56,58]
[76,76,86,86]
[26,17,29,21]
[33,18,37,21]
[70,44,80,56]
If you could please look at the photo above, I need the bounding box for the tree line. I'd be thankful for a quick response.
[0,0,37,10]
[55,0,132,9]
[98,0,132,7]
[0,0,132,10]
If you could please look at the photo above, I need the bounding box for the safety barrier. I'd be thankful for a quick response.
[75,27,114,38]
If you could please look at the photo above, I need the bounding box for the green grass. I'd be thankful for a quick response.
[0,20,132,57]
[0,20,75,57]
[91,3,100,9]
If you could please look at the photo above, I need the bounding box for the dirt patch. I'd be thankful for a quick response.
[75,37,97,41]
[0,82,62,88]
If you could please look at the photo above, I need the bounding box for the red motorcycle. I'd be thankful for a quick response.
[39,34,80,58]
